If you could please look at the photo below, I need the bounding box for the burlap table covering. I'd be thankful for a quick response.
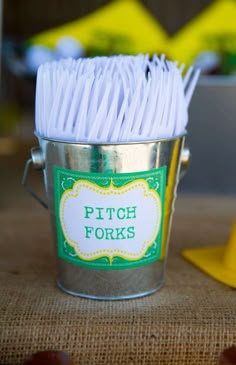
[0,152,235,365]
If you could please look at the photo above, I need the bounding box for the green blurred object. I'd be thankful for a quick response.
[205,33,236,74]
[222,51,236,75]
[193,33,236,75]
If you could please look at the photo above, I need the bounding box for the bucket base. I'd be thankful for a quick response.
[56,257,165,300]
[57,279,164,300]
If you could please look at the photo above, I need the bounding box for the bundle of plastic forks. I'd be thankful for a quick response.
[35,54,200,143]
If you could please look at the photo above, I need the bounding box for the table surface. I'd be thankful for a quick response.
[0,145,236,365]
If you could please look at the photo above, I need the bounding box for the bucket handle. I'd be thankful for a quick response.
[22,147,48,209]
[180,147,190,179]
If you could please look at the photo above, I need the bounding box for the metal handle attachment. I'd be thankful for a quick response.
[22,147,48,209]
[180,147,191,179]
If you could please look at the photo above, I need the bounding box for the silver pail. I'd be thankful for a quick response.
[23,135,189,300]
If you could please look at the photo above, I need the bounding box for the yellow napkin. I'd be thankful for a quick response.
[29,0,167,55]
[182,218,236,288]
[167,0,236,66]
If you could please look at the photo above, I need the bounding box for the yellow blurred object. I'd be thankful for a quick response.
[29,0,167,55]
[0,104,21,155]
[167,0,236,66]
[0,104,21,134]
[0,136,18,156]
[182,218,236,288]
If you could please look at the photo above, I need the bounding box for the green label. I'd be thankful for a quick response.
[54,166,166,270]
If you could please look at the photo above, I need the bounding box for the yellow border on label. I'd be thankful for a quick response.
[59,179,161,263]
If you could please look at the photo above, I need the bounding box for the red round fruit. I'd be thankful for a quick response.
[23,350,74,365]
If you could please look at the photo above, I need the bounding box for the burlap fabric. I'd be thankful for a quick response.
[0,151,235,365]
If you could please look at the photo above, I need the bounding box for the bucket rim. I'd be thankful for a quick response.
[35,132,186,146]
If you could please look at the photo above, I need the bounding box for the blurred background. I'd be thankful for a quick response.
[1,0,236,195]
[3,0,211,37]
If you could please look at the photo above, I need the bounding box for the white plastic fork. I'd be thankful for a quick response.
[35,54,199,144]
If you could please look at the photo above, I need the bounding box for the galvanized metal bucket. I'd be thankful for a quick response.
[22,135,189,300]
